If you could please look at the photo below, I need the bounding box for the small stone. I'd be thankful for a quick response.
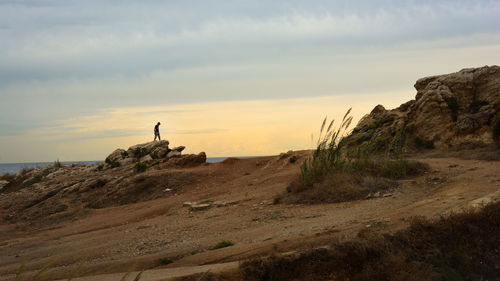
[189,203,211,211]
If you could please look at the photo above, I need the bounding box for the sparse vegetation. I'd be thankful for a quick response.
[159,257,173,265]
[240,202,500,281]
[110,161,121,168]
[213,240,234,249]
[278,110,428,204]
[134,162,147,173]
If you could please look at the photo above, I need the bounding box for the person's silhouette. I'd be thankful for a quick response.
[154,122,161,141]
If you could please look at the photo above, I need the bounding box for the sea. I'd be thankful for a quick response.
[0,157,234,176]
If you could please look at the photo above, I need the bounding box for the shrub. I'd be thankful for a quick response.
[110,161,120,168]
[159,257,173,265]
[213,240,234,249]
[134,162,147,173]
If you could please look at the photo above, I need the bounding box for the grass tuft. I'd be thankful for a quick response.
[213,240,234,249]
[159,257,173,265]
[134,162,147,173]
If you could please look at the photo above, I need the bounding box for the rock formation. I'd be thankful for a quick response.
[104,140,190,168]
[347,65,500,150]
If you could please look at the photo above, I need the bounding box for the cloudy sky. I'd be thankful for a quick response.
[1,0,499,162]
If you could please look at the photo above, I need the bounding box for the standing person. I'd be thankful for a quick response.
[154,122,161,141]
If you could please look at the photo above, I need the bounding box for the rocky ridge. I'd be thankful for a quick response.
[0,141,206,223]
[348,65,500,150]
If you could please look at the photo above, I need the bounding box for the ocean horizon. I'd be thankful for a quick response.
[0,157,256,176]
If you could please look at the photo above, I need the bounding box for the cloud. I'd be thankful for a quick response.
[1,0,499,83]
[1,0,499,162]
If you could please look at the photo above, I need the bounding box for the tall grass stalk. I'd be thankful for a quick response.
[301,109,413,187]
[301,108,353,186]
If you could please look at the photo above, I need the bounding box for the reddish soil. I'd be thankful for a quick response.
[0,151,499,280]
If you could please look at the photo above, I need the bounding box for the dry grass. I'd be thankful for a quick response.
[284,110,428,205]
[239,202,500,281]
[276,173,398,204]
[278,157,428,205]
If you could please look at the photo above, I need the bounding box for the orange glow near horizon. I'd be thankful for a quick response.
[0,92,413,162]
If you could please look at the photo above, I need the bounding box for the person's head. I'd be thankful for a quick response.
[157,122,160,125]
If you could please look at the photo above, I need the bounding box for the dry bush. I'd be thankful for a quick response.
[239,202,500,281]
[277,173,398,204]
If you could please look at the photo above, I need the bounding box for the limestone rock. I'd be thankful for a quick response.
[165,152,207,167]
[118,158,134,166]
[151,147,168,158]
[127,140,169,158]
[106,149,127,163]
[139,155,153,162]
[189,203,211,211]
[347,65,500,150]
[171,146,185,152]
[166,151,182,158]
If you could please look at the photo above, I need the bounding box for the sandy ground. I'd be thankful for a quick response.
[0,153,499,280]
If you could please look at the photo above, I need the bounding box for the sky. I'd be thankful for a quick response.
[1,0,499,162]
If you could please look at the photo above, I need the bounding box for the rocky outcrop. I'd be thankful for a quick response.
[165,152,207,167]
[104,140,191,167]
[348,66,500,150]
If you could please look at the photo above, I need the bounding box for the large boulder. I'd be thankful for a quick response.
[105,149,127,163]
[127,140,169,158]
[347,65,500,150]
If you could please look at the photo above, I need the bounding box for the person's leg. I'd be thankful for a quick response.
[158,133,161,141]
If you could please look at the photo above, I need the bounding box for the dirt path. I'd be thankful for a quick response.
[1,154,499,280]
